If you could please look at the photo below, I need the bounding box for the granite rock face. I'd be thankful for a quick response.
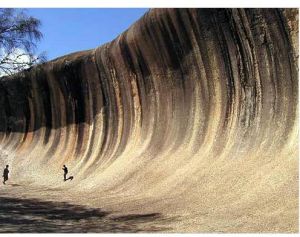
[0,9,298,232]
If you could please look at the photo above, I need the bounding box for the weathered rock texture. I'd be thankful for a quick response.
[0,9,298,232]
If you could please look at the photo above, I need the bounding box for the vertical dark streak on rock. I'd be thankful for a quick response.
[212,10,235,129]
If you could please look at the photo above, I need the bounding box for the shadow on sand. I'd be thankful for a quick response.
[0,196,174,233]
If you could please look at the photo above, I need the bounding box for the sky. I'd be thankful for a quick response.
[27,8,149,60]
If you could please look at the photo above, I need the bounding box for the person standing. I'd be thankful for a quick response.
[62,165,68,181]
[3,165,9,185]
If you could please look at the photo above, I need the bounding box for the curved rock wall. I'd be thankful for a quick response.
[0,9,298,232]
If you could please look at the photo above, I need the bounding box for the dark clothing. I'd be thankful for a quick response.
[3,168,9,179]
[3,168,9,184]
[63,167,68,174]
[63,167,68,181]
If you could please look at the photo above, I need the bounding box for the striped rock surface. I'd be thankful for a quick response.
[0,9,298,232]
